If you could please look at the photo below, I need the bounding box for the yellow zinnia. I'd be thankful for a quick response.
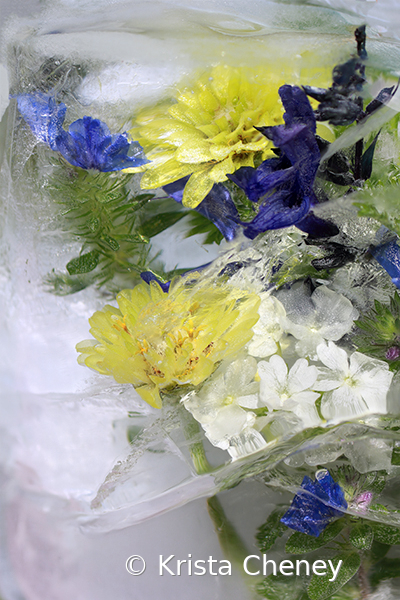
[128,65,288,208]
[76,275,260,408]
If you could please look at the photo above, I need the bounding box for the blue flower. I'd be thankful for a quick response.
[281,469,347,537]
[16,93,66,150]
[228,85,323,239]
[16,93,148,172]
[370,240,400,289]
[163,177,240,242]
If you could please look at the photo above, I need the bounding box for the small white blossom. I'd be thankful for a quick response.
[182,356,266,458]
[247,293,286,358]
[278,284,359,359]
[314,341,393,422]
[258,355,321,428]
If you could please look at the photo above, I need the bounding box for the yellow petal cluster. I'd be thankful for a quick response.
[76,275,261,409]
[128,65,288,208]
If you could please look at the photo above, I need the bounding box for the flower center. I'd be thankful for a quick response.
[223,395,235,406]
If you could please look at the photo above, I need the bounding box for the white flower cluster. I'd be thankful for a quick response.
[182,284,393,461]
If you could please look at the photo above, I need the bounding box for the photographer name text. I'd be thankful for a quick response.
[156,554,342,580]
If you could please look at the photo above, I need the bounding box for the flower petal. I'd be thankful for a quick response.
[316,341,349,373]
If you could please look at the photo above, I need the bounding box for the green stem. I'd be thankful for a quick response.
[358,561,371,600]
[207,495,264,596]
[179,405,211,475]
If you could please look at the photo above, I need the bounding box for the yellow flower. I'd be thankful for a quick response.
[128,65,288,208]
[76,275,260,409]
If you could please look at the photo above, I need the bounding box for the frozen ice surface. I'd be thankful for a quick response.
[344,437,394,474]
[2,1,400,598]
[5,481,278,600]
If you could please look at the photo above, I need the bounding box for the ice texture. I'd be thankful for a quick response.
[2,1,400,599]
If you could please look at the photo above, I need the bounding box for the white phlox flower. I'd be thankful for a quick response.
[278,284,359,359]
[182,356,267,459]
[257,354,321,428]
[247,293,286,358]
[314,341,394,423]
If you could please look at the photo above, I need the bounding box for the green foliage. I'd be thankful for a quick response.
[349,523,374,550]
[370,540,391,562]
[352,293,400,371]
[46,166,157,293]
[136,197,187,238]
[307,552,361,600]
[185,212,224,245]
[256,507,288,552]
[371,523,400,545]
[353,169,400,237]
[66,250,100,275]
[369,557,400,586]
[224,179,256,222]
[254,463,400,600]
[286,520,346,555]
[257,572,309,600]
[269,245,330,289]
[391,442,400,466]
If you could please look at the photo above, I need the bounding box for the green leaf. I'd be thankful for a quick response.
[371,523,400,545]
[66,250,99,275]
[307,552,361,600]
[46,168,154,292]
[370,540,390,562]
[369,557,400,586]
[256,508,288,552]
[286,520,346,555]
[353,184,400,238]
[392,443,400,466]
[349,523,374,550]
[185,212,224,245]
[113,232,149,244]
[361,131,380,181]
[138,211,186,238]
[100,234,120,251]
[367,471,387,496]
[257,573,309,600]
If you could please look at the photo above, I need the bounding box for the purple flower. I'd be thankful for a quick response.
[386,346,400,361]
[140,271,171,292]
[281,469,347,537]
[229,85,331,239]
[16,93,148,172]
[163,177,240,242]
[353,491,373,515]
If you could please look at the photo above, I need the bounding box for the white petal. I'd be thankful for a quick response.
[314,367,342,392]
[248,336,278,358]
[294,334,324,360]
[320,386,368,422]
[287,359,318,393]
[291,390,320,405]
[281,318,310,341]
[204,405,254,447]
[237,393,260,409]
[316,341,349,373]
[268,354,288,386]
[259,389,284,410]
[224,355,258,390]
[292,403,322,428]
[312,287,358,340]
[349,351,389,378]
[257,356,287,390]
